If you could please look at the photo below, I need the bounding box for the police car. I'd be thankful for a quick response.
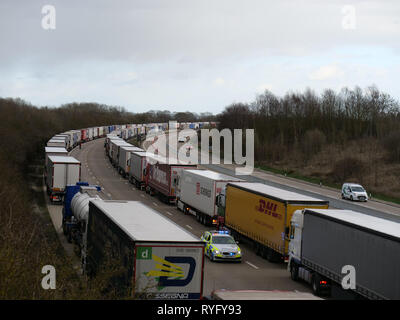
[200,230,242,262]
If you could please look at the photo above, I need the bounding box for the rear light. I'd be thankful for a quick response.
[320,280,327,285]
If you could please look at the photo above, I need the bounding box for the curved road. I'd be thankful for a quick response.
[165,130,400,222]
[69,134,400,298]
[70,138,314,297]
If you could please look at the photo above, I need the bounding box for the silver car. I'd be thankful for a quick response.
[341,183,368,202]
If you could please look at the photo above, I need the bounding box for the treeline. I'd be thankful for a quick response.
[139,110,215,123]
[217,86,400,164]
[0,98,216,169]
[0,98,215,298]
[0,98,138,298]
[1,86,399,298]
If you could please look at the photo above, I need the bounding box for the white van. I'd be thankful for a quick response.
[341,183,368,202]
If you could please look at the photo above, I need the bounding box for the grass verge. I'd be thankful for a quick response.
[255,163,400,206]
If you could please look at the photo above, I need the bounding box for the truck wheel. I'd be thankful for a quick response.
[290,263,299,281]
[350,195,353,201]
[67,232,72,244]
[341,193,345,199]
[210,252,215,262]
[266,248,275,262]
[62,219,67,235]
[311,274,321,296]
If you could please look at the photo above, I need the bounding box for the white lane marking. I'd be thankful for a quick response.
[107,193,112,198]
[166,211,173,216]
[141,194,145,198]
[153,202,158,207]
[245,261,259,270]
[186,224,193,230]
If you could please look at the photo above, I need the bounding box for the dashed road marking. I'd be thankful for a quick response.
[245,261,259,270]
[153,202,158,207]
[141,194,145,198]
[186,225,193,230]
[166,211,173,216]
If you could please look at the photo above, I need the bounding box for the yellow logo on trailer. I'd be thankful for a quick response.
[146,255,184,278]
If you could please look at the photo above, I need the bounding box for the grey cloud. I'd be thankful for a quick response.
[0,0,399,112]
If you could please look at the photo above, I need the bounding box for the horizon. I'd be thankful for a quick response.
[1,1,399,113]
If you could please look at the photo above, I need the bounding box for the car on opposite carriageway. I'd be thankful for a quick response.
[341,183,369,202]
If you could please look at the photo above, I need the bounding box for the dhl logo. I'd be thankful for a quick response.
[256,199,282,220]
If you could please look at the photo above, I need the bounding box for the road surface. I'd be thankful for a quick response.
[70,138,315,297]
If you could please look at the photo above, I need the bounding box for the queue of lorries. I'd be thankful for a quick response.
[44,122,400,300]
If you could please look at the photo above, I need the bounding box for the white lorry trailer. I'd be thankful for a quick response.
[110,140,132,166]
[129,151,150,189]
[105,135,121,158]
[53,134,71,150]
[177,169,243,226]
[44,147,68,167]
[46,156,81,203]
[288,209,400,299]
[47,138,66,148]
[118,146,144,177]
[85,200,205,299]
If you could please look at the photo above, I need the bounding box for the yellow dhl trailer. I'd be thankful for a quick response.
[220,182,329,263]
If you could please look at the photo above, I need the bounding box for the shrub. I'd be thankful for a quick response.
[331,157,366,183]
[382,130,400,163]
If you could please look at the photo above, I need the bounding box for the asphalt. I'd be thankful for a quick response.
[69,137,315,297]
[48,133,400,298]
[168,130,400,222]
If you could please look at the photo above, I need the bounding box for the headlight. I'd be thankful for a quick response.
[237,250,241,255]
[215,250,220,254]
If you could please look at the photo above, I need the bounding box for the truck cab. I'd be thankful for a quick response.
[288,210,303,267]
[288,209,331,296]
[216,187,226,217]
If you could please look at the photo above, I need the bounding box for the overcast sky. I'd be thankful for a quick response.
[0,1,399,114]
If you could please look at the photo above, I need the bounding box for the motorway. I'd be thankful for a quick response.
[49,134,400,298]
[69,137,315,297]
[203,163,400,222]
[165,130,400,222]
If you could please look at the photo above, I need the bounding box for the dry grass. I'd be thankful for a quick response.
[0,157,83,299]
[263,138,400,200]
